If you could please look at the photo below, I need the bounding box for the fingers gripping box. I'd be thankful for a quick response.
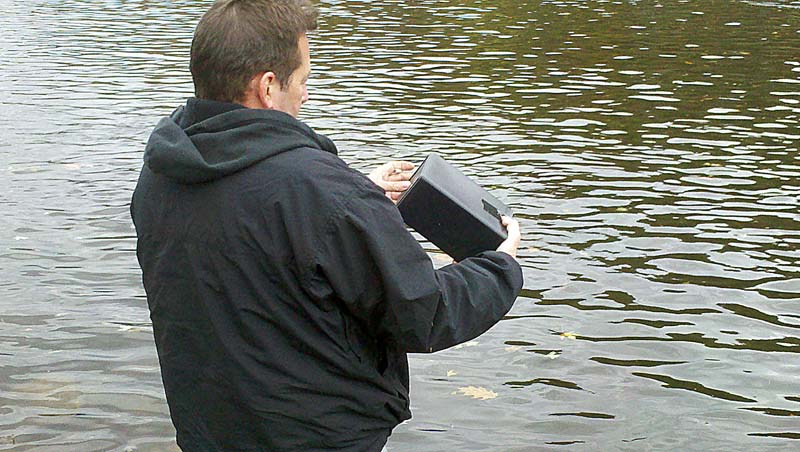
[396,153,512,262]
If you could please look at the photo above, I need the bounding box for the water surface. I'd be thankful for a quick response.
[1,0,798,450]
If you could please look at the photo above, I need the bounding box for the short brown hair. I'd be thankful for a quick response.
[190,0,318,102]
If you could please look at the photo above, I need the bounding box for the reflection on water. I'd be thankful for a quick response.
[1,0,798,450]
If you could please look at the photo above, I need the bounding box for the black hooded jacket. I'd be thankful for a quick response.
[131,98,523,452]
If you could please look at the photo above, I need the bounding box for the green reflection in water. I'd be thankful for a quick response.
[633,371,757,402]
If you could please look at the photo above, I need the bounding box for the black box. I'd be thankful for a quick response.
[397,153,512,262]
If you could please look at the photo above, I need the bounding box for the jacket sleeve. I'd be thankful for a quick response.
[304,168,523,353]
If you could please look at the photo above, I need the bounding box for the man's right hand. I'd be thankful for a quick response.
[496,216,521,259]
[367,161,415,203]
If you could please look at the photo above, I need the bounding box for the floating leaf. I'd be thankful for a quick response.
[447,370,458,377]
[560,332,578,340]
[456,386,498,400]
[546,351,560,359]
[505,345,523,352]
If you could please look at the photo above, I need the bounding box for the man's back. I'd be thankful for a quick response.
[131,99,523,451]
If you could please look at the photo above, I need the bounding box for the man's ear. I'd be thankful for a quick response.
[256,71,279,109]
[241,71,280,109]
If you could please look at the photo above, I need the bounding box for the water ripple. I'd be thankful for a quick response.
[2,0,799,450]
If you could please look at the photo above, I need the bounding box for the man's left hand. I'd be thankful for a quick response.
[368,161,415,203]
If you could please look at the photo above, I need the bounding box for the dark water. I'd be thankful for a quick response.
[1,0,799,450]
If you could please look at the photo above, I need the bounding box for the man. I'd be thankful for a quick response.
[130,1,523,451]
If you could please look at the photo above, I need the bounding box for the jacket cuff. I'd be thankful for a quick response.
[477,250,524,295]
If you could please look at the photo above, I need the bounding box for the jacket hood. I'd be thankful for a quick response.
[144,98,337,184]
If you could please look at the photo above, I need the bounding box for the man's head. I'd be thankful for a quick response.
[190,0,318,117]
